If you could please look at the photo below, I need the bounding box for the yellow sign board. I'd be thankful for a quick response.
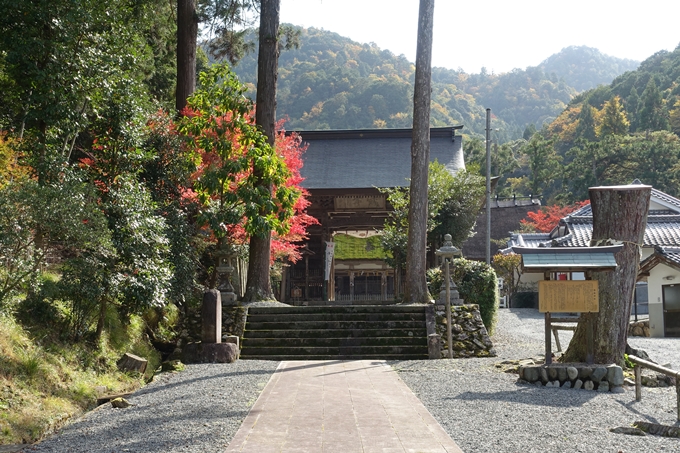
[538,280,599,313]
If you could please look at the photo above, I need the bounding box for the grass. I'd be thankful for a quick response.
[0,309,160,445]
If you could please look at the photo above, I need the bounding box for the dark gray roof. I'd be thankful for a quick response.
[297,127,465,189]
[503,186,680,253]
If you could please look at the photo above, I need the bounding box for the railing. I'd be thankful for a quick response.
[628,355,680,421]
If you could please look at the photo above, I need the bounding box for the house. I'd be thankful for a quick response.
[504,180,680,337]
[281,126,466,303]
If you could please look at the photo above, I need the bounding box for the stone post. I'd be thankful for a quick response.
[202,289,222,344]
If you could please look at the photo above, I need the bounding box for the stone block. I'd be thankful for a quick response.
[201,289,222,344]
[584,380,594,391]
[562,381,572,389]
[539,367,549,383]
[223,335,240,349]
[428,333,442,359]
[610,386,625,394]
[181,342,238,364]
[573,379,583,390]
[606,364,624,386]
[598,381,610,392]
[591,366,607,383]
[557,367,568,382]
[548,367,558,380]
[567,367,578,381]
[522,366,539,382]
[578,367,593,380]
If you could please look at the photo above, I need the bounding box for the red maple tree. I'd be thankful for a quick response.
[520,200,590,233]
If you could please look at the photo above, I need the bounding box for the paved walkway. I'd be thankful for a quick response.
[225,360,463,453]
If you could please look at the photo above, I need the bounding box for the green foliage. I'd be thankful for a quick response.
[491,253,522,299]
[178,63,299,241]
[450,258,499,334]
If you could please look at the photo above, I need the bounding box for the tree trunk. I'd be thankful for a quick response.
[562,184,651,365]
[404,0,434,304]
[243,0,279,302]
[176,0,198,113]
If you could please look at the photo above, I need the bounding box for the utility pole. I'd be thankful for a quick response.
[485,108,491,265]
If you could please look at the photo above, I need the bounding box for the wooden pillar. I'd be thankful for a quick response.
[381,271,387,300]
[280,264,288,303]
[304,255,309,300]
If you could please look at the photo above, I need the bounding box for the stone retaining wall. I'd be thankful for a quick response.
[519,364,625,393]
[431,304,496,358]
[629,320,650,337]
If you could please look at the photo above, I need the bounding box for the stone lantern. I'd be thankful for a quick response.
[215,242,237,305]
[435,234,462,359]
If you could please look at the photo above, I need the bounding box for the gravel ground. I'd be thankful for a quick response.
[392,308,680,453]
[21,361,279,453]
[16,307,680,453]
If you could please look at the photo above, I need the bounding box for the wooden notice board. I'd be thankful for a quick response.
[539,280,599,313]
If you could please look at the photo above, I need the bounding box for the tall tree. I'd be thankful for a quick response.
[404,0,434,304]
[596,96,630,137]
[176,0,199,112]
[561,184,651,365]
[638,78,668,132]
[242,0,280,301]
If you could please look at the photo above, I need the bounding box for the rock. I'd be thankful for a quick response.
[562,381,572,389]
[567,367,578,381]
[597,381,610,392]
[606,365,624,386]
[631,326,644,336]
[545,381,554,388]
[591,366,607,383]
[534,381,543,387]
[610,386,625,394]
[111,397,132,408]
[584,380,594,391]
[557,367,568,382]
[578,367,593,380]
[116,353,148,374]
[181,342,238,364]
[539,367,549,383]
[634,421,680,438]
[161,360,184,372]
[547,367,558,380]
[573,379,583,390]
[641,375,658,387]
[642,327,650,337]
[610,426,646,436]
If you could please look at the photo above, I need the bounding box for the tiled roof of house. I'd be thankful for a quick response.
[297,126,465,189]
[504,185,680,253]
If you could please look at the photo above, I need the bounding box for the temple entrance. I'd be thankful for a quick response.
[662,284,680,337]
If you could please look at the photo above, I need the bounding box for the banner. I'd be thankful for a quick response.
[324,242,335,281]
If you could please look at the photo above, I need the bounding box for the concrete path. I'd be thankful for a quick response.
[225,360,463,453]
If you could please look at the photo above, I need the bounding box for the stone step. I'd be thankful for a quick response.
[242,336,426,348]
[240,345,427,356]
[244,328,427,339]
[246,320,425,330]
[245,312,425,322]
[247,305,427,315]
[240,354,429,361]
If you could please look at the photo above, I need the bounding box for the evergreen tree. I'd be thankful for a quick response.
[638,78,669,131]
[596,96,630,137]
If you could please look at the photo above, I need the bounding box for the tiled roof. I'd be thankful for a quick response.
[651,188,680,210]
[659,246,680,266]
[298,127,465,189]
[522,252,618,270]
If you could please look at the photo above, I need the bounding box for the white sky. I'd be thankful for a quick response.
[280,0,680,74]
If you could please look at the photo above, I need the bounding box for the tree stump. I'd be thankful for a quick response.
[116,353,148,374]
[562,183,651,365]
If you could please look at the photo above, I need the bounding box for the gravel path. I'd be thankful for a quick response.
[17,307,680,453]
[22,361,279,453]
[392,308,680,453]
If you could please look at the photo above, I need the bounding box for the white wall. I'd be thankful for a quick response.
[647,262,679,337]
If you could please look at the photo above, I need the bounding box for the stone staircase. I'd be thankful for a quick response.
[240,305,428,360]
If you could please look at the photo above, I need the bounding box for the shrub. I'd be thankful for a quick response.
[450,258,498,334]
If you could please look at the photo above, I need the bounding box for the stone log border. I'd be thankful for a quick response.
[518,363,625,393]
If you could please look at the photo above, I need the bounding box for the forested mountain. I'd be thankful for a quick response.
[229,27,638,140]
[537,46,639,92]
[524,44,680,203]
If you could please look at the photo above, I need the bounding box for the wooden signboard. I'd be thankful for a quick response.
[539,280,599,313]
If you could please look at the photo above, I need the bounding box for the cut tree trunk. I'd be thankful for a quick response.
[561,184,651,365]
[405,0,434,304]
[116,353,148,374]
[243,0,280,302]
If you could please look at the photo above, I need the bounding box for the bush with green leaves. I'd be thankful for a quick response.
[450,258,498,334]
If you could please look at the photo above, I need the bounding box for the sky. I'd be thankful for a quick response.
[280,0,680,74]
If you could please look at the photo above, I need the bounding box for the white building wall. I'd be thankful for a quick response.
[646,263,678,337]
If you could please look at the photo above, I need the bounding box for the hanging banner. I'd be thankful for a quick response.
[325,242,335,281]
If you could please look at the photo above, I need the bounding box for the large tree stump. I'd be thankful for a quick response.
[562,184,651,365]
[116,353,148,374]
